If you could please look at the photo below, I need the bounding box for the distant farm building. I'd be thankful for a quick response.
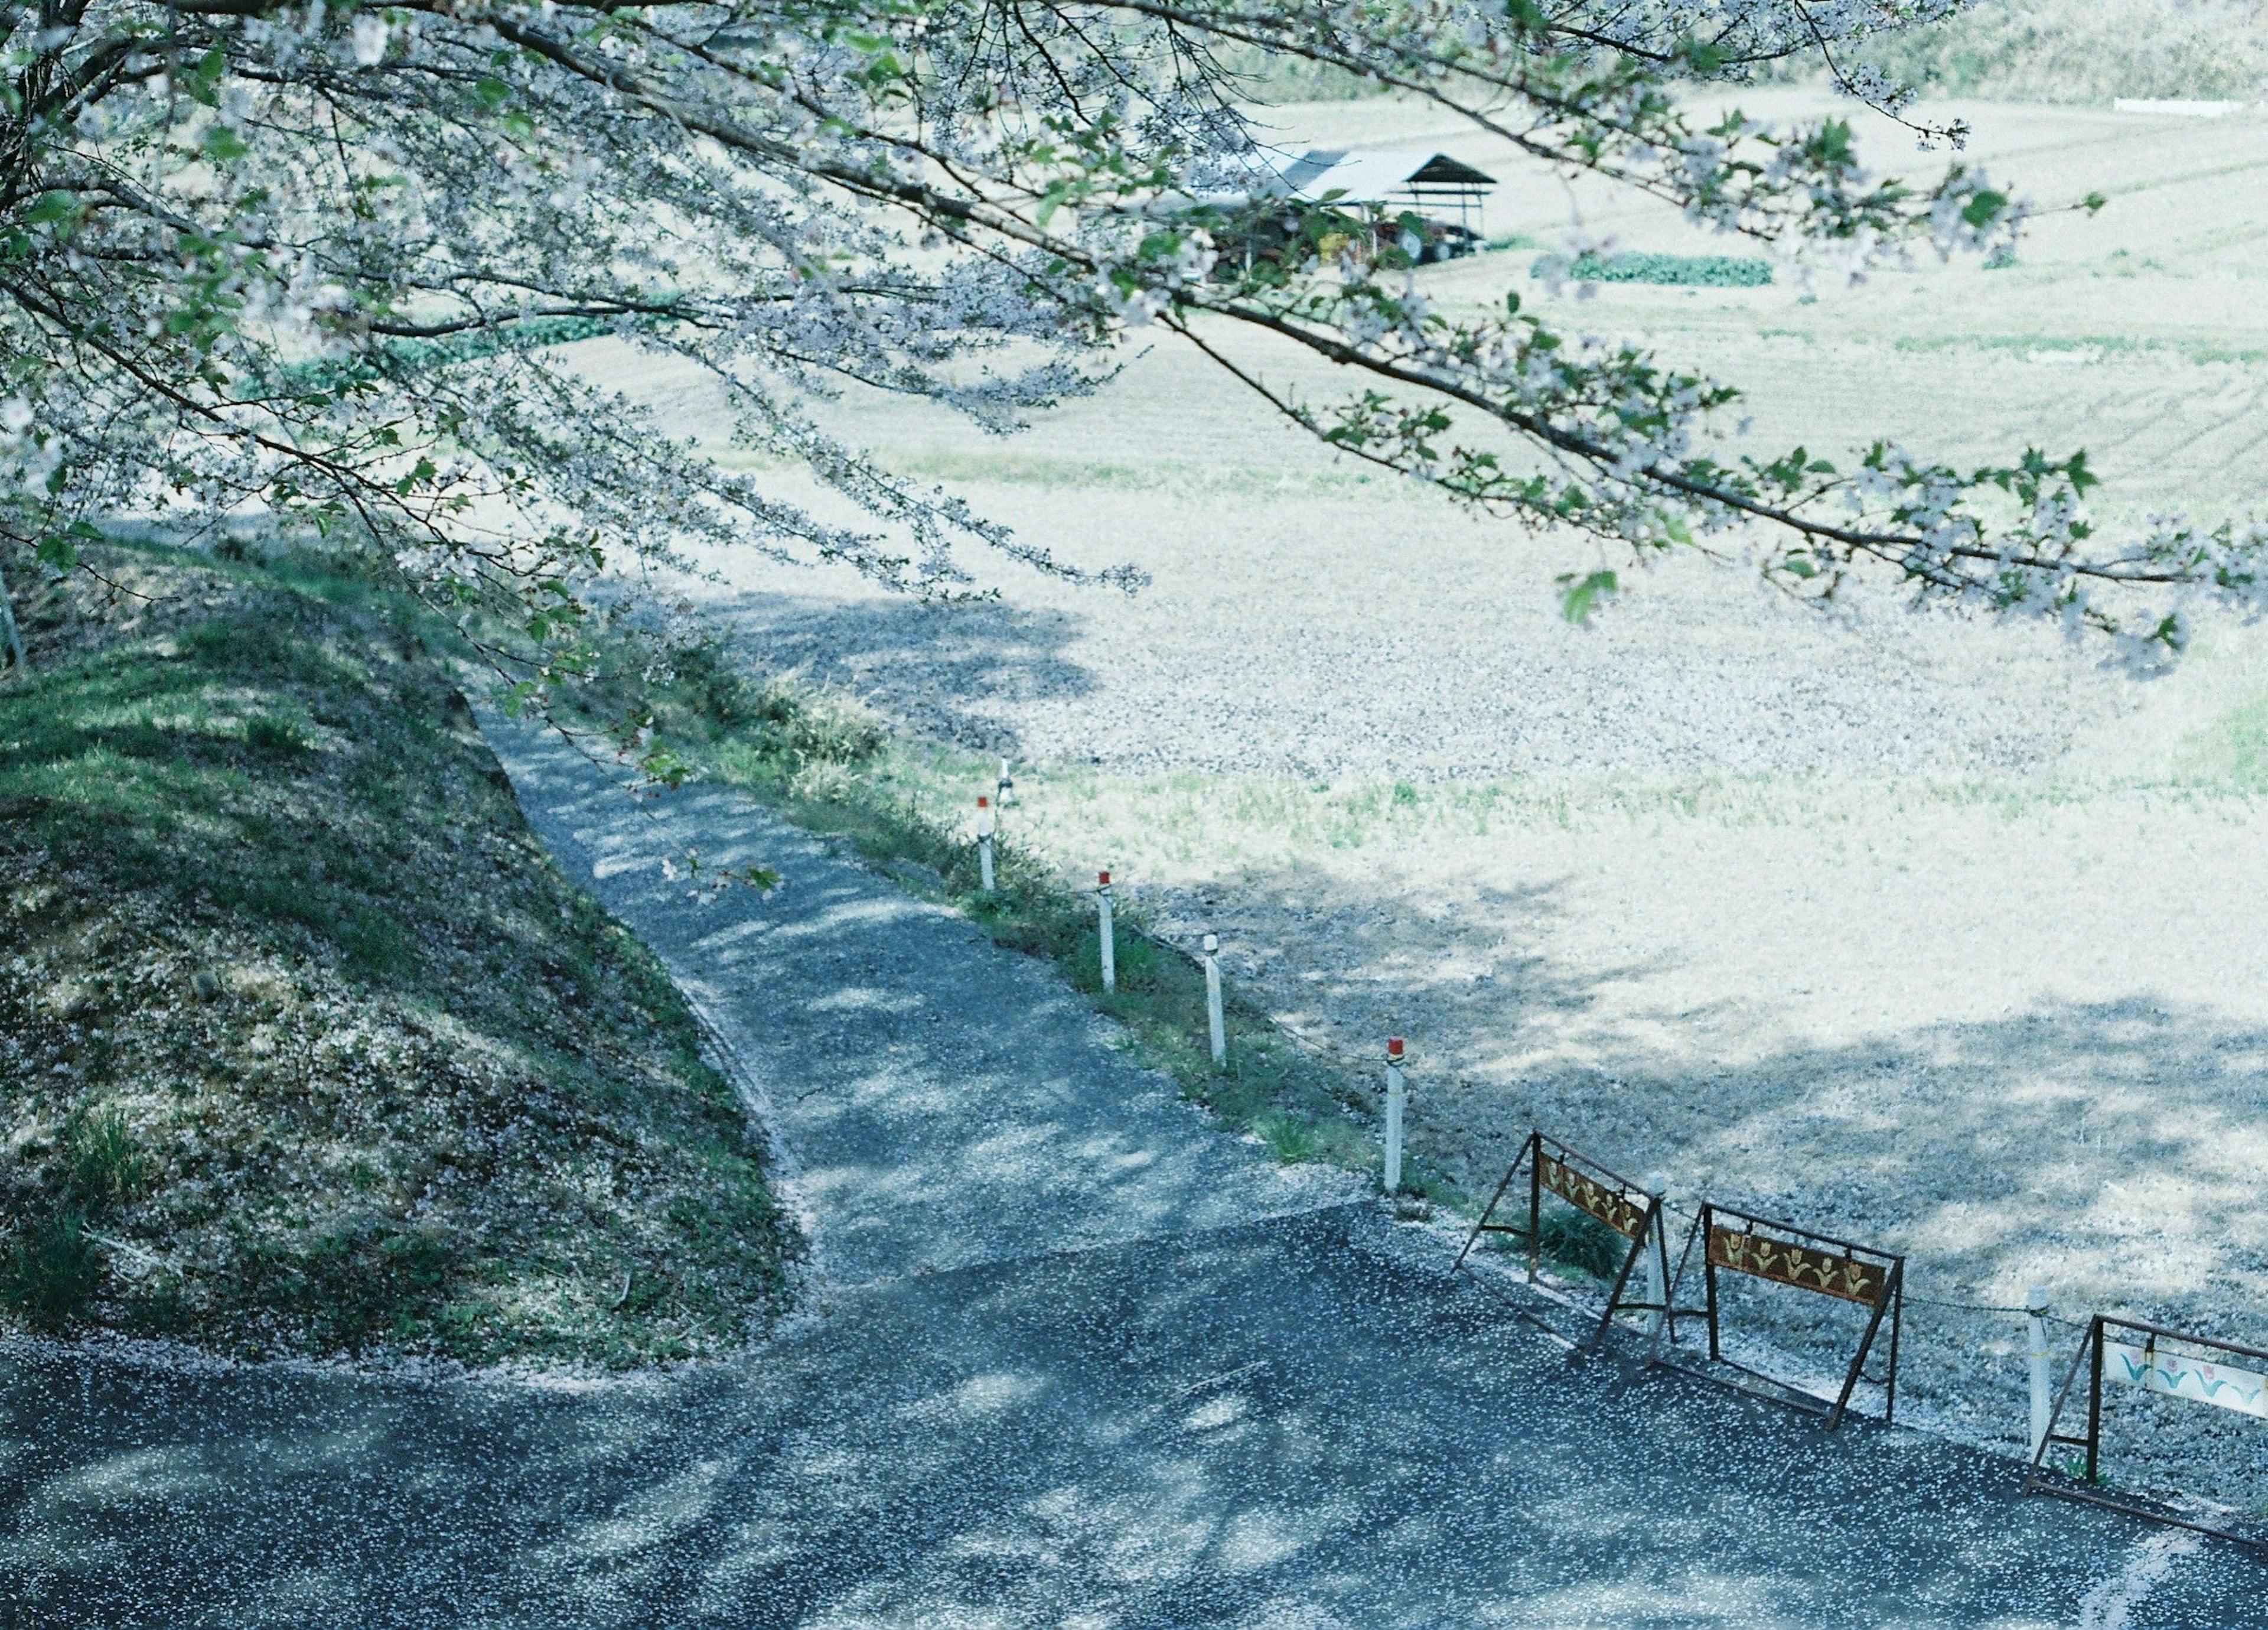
[1255,149,1498,261]
[1182,147,1502,270]
[1270,150,1499,230]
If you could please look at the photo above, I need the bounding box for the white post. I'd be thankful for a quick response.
[2028,1284,2052,1459]
[996,757,1015,809]
[1203,933,1226,1067]
[976,796,995,891]
[1097,871,1115,993]
[1383,1036,1406,1194]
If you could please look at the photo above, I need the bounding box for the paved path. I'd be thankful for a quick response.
[3,726,2261,1628]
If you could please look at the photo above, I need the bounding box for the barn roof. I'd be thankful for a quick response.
[1403,152,1498,188]
[1270,149,1498,203]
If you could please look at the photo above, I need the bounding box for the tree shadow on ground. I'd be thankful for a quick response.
[704,589,1097,758]
[14,1208,2257,1630]
[11,831,2268,1624]
[1156,848,2268,1338]
[1149,863,1682,1192]
[1510,994,2268,1331]
[1566,994,2268,1511]
[12,736,2268,1625]
[1162,844,2268,1500]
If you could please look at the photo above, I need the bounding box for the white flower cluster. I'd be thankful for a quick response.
[0,397,58,495]
[1094,228,1217,327]
[0,0,2247,684]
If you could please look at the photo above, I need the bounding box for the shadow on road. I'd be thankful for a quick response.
[702,590,1097,760]
[5,725,2263,1628]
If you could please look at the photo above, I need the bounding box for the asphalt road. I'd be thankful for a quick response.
[2,725,2258,1628]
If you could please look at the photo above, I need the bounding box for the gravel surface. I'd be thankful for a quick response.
[624,330,2176,785]
[571,275,2268,1518]
[5,724,2261,1625]
[691,516,2138,784]
[605,314,2268,1504]
[1095,782,2268,1494]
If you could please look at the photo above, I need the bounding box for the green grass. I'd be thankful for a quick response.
[1881,330,2268,368]
[2175,691,2268,792]
[1463,1199,1635,1286]
[711,444,1397,499]
[0,1213,100,1330]
[1546,251,1774,288]
[1535,1205,1629,1282]
[64,1105,149,1211]
[575,639,1596,1241]
[0,545,799,1364]
[1891,331,2156,358]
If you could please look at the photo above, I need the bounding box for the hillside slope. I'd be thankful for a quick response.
[0,547,798,1366]
[1847,0,2267,104]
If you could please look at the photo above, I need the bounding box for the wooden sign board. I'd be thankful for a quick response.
[1540,1151,1648,1241]
[1707,1225,1886,1306]
[1456,1132,1669,1356]
[2107,1339,2268,1420]
[2027,1315,2268,1552]
[1688,1202,1905,1430]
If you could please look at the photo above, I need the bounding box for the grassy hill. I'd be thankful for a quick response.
[1841,0,2267,105]
[0,546,798,1367]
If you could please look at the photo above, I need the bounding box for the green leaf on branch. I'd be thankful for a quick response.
[203,126,250,164]
[24,191,81,229]
[1556,570,1619,624]
[185,48,227,108]
[1961,188,2010,229]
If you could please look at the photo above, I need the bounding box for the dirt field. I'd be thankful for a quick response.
[579,90,2268,1505]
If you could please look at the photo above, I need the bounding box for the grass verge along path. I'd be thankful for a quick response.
[582,641,1499,1218]
[0,547,798,1366]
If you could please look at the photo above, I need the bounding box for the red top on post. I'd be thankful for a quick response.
[977,795,989,807]
[1386,1037,1405,1061]
[1098,870,1111,886]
